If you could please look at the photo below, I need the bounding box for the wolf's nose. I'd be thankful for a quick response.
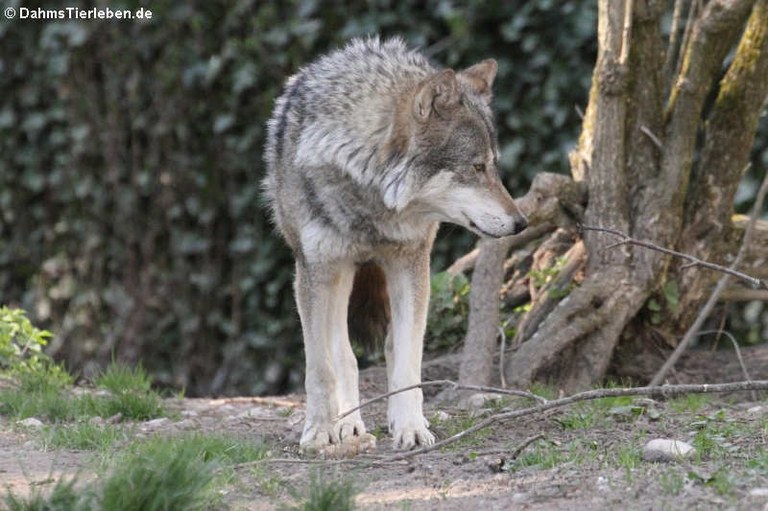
[512,216,528,234]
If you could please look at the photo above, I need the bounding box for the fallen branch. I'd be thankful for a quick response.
[335,380,546,422]
[384,379,768,462]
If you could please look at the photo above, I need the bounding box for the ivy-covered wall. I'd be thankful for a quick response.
[0,0,597,395]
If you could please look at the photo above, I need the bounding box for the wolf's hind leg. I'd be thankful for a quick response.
[294,260,370,453]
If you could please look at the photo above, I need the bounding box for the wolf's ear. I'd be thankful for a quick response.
[459,59,497,102]
[413,69,459,122]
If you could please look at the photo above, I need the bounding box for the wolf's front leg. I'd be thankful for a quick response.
[294,260,368,453]
[382,248,435,450]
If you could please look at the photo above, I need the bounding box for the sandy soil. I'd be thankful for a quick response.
[2,352,767,510]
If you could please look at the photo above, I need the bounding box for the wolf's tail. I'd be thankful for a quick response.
[347,262,390,351]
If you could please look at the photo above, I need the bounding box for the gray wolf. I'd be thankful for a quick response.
[263,37,527,452]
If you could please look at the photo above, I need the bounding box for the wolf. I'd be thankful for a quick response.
[263,37,527,452]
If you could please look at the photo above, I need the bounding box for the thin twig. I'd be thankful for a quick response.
[663,0,685,80]
[509,433,546,459]
[384,379,768,462]
[579,225,766,289]
[619,0,634,66]
[574,104,585,121]
[673,0,699,89]
[650,171,768,385]
[640,125,663,149]
[335,380,546,422]
[498,325,508,389]
[698,329,757,401]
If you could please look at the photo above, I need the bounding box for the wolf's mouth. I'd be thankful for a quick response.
[466,218,502,239]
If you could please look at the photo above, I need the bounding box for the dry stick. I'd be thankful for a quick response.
[619,0,634,66]
[498,325,508,389]
[579,225,766,289]
[698,329,757,402]
[650,171,768,386]
[335,380,546,422]
[663,0,686,80]
[673,0,699,88]
[384,379,768,462]
[640,125,663,149]
[509,433,546,459]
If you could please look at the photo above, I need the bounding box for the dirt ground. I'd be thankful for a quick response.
[2,349,768,510]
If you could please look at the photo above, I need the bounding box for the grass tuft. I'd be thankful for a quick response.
[101,436,220,511]
[283,471,359,511]
[1,361,165,422]
[40,422,127,451]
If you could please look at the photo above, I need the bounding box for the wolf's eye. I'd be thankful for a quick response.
[473,163,486,173]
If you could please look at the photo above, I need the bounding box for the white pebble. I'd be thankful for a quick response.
[642,438,696,462]
[17,417,44,429]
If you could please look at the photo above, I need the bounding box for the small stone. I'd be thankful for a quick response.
[749,488,768,497]
[180,410,198,418]
[434,411,451,421]
[141,417,170,430]
[747,405,765,416]
[511,493,530,503]
[642,438,696,462]
[17,418,44,429]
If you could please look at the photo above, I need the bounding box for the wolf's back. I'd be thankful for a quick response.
[263,37,434,195]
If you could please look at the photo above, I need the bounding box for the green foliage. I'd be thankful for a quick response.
[527,255,575,299]
[425,271,471,351]
[0,306,53,372]
[0,1,598,395]
[646,280,681,325]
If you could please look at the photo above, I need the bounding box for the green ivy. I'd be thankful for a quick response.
[0,0,599,395]
[426,272,471,352]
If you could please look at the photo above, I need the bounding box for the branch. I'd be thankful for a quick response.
[385,379,768,462]
[579,225,766,289]
[334,380,547,422]
[662,0,686,82]
[698,329,757,401]
[650,170,768,385]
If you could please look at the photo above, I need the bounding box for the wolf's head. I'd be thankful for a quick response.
[383,59,528,238]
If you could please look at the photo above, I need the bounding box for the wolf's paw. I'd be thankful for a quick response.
[300,417,375,458]
[334,414,368,443]
[299,424,336,454]
[391,418,435,450]
[300,425,376,458]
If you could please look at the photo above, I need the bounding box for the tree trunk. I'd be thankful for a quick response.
[496,0,766,392]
